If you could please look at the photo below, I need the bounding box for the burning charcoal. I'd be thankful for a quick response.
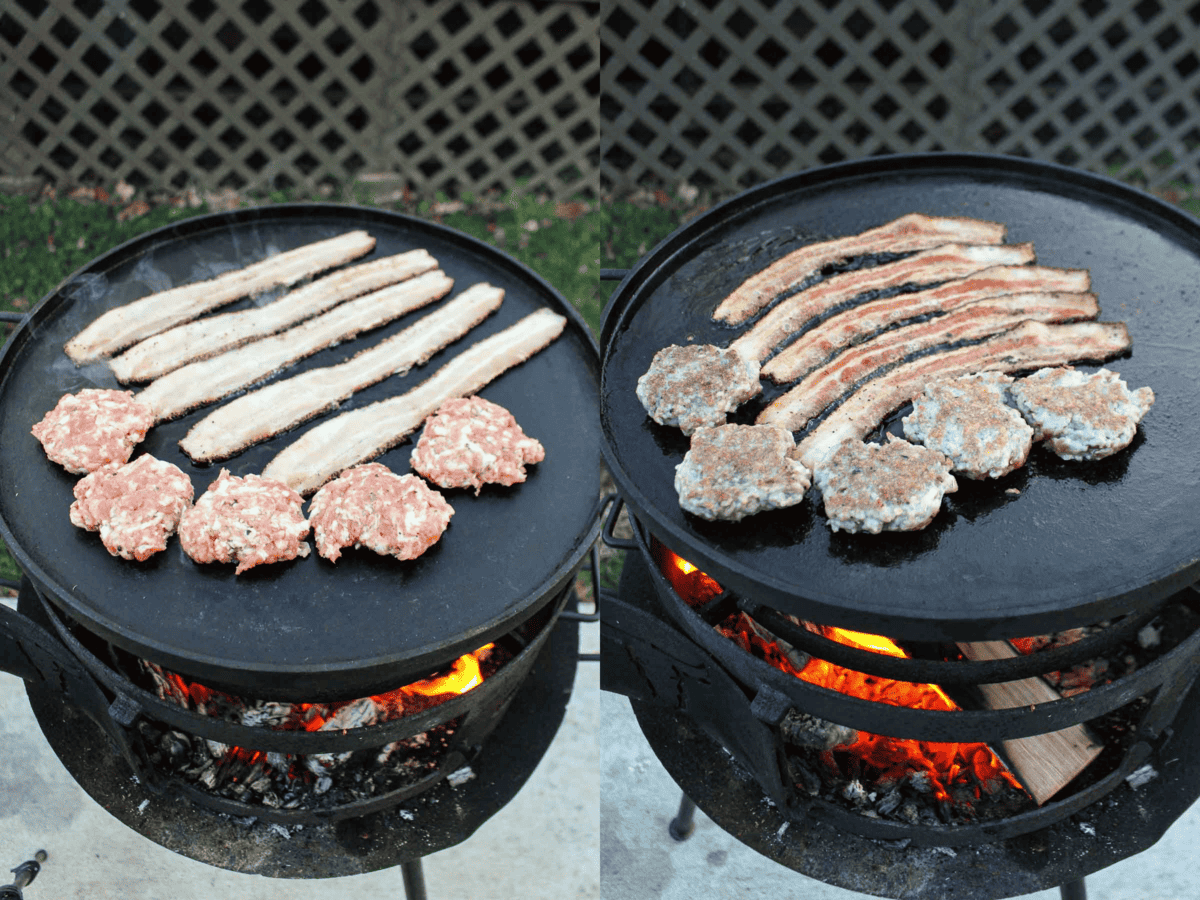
[160,732,191,763]
[842,779,869,807]
[784,755,823,796]
[780,710,858,750]
[1059,659,1109,696]
[205,739,228,759]
[876,787,903,816]
[260,792,284,808]
[197,762,219,789]
[266,751,289,772]
[907,771,934,794]
[321,697,379,731]
[742,615,810,672]
[241,702,294,729]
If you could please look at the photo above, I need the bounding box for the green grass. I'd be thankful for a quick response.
[0,194,209,315]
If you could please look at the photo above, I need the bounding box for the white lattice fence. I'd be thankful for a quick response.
[600,0,1200,192]
[0,0,599,197]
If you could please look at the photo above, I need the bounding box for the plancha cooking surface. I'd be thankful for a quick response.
[601,154,1200,641]
[0,204,601,698]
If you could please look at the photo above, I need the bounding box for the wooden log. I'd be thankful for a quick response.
[956,640,1103,805]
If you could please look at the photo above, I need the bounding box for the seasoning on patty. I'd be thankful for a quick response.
[308,463,454,562]
[69,455,194,561]
[411,396,544,494]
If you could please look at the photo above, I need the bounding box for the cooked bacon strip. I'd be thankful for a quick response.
[110,249,438,383]
[137,270,453,423]
[757,292,1100,430]
[262,309,567,495]
[179,283,505,463]
[712,214,1008,325]
[784,321,1133,471]
[65,231,376,363]
[729,243,1036,363]
[762,265,1092,383]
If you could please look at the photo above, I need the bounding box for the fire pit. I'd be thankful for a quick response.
[598,155,1200,898]
[0,204,603,891]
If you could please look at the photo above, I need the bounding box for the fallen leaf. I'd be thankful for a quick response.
[114,180,135,202]
[555,201,587,221]
[653,189,670,206]
[116,200,151,221]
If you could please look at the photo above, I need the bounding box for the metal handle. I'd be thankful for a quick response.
[0,312,27,324]
[601,493,636,551]
[599,268,629,282]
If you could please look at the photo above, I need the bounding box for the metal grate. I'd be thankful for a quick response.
[0,0,599,198]
[600,0,1200,193]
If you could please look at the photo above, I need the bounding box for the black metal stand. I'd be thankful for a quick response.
[1059,880,1087,900]
[668,792,697,842]
[401,858,427,900]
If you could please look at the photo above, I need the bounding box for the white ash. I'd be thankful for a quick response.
[399,808,416,821]
[842,779,869,806]
[779,710,858,750]
[1137,623,1162,649]
[137,799,150,813]
[447,765,476,786]
[320,697,380,731]
[1126,764,1158,789]
[1079,821,1096,836]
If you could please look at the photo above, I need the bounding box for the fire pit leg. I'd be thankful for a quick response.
[1059,878,1087,900]
[0,850,47,899]
[401,858,427,900]
[668,793,697,841]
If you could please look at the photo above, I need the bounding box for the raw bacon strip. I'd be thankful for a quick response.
[137,270,454,422]
[762,265,1092,383]
[729,242,1036,363]
[65,230,376,363]
[262,309,567,495]
[785,321,1133,471]
[757,292,1100,430]
[110,249,438,383]
[713,214,1008,324]
[179,283,505,463]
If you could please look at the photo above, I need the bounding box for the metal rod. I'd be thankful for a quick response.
[401,858,427,900]
[668,792,697,841]
[1059,878,1087,900]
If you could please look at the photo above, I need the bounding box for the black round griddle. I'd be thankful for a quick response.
[601,154,1200,641]
[0,204,601,698]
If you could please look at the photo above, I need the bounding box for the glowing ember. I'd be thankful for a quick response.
[146,643,499,778]
[654,541,1025,806]
[652,541,723,607]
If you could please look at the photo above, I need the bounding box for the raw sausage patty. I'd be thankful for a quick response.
[32,389,154,474]
[410,396,544,494]
[179,470,310,573]
[69,455,193,561]
[308,463,454,562]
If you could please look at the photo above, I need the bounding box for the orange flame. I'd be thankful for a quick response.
[653,542,1024,805]
[394,644,493,698]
